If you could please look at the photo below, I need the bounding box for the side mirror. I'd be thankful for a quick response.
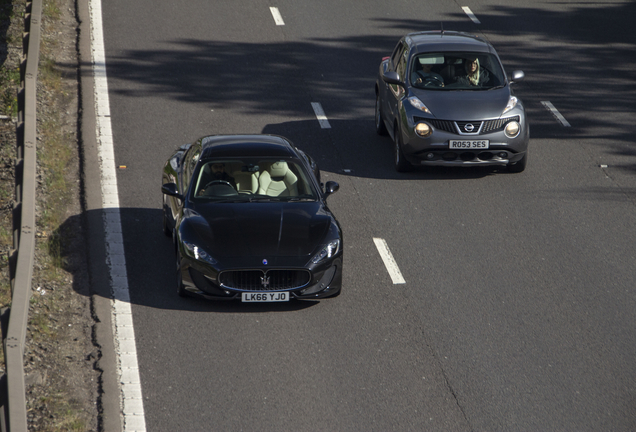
[510,70,524,84]
[324,181,339,198]
[381,70,404,87]
[161,182,184,201]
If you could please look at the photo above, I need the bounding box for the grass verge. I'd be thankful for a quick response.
[1,0,97,430]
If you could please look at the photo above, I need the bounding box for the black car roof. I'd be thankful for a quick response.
[405,31,495,55]
[199,134,297,159]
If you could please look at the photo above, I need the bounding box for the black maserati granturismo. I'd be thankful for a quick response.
[161,134,343,302]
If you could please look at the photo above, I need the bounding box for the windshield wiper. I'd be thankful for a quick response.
[283,196,316,202]
[208,198,249,203]
[248,196,278,202]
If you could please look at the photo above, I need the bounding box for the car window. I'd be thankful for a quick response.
[410,53,445,86]
[388,45,409,97]
[396,47,408,82]
[296,149,320,185]
[410,52,505,90]
[191,158,319,202]
[182,144,201,192]
[390,41,405,72]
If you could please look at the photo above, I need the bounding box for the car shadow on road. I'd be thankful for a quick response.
[57,209,320,313]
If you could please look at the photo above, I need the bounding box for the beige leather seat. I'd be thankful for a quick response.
[232,170,259,194]
[258,161,298,197]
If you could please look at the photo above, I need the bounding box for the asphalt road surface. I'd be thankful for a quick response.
[88,0,636,430]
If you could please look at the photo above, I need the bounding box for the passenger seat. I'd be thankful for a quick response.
[258,161,298,197]
[232,168,259,193]
[440,63,456,83]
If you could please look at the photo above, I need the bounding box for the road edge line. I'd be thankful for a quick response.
[89,1,147,431]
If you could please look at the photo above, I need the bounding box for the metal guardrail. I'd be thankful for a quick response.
[1,1,43,430]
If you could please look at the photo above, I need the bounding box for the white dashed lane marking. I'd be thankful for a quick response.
[270,7,285,25]
[373,238,406,285]
[462,7,481,24]
[541,101,571,127]
[311,102,331,129]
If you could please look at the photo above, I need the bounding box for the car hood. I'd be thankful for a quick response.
[412,86,511,120]
[184,202,332,260]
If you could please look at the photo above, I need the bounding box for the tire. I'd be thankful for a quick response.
[176,252,187,297]
[508,152,527,173]
[394,126,411,172]
[375,93,388,136]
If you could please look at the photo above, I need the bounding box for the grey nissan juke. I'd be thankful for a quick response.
[376,30,529,173]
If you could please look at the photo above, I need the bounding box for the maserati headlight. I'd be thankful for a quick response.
[408,96,432,114]
[312,240,340,264]
[183,240,217,265]
[502,96,518,114]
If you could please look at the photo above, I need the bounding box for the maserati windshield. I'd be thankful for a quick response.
[191,158,318,202]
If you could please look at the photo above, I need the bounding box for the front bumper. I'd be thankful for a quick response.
[401,115,529,167]
[179,257,343,301]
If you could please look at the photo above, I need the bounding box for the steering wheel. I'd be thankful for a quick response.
[200,180,237,197]
[423,76,444,87]
[204,180,233,189]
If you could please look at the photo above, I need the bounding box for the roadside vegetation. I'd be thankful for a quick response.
[1,0,98,431]
[0,0,21,312]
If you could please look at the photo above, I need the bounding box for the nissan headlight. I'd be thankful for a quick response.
[312,240,340,264]
[408,96,432,114]
[415,122,432,138]
[504,121,520,138]
[502,96,518,114]
[183,240,217,265]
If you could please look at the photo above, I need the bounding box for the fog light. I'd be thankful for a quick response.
[504,121,520,138]
[415,122,432,137]
[498,152,508,158]
[426,153,435,159]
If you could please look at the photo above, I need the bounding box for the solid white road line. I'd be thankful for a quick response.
[270,7,285,25]
[462,7,481,24]
[90,1,147,431]
[311,102,332,129]
[541,101,571,127]
[373,238,406,284]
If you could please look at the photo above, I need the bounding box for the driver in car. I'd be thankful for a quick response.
[414,60,444,87]
[197,162,236,196]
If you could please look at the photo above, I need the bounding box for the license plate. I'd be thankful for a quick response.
[241,292,289,302]
[449,140,489,149]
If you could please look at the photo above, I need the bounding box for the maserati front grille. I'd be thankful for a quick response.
[219,269,312,291]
